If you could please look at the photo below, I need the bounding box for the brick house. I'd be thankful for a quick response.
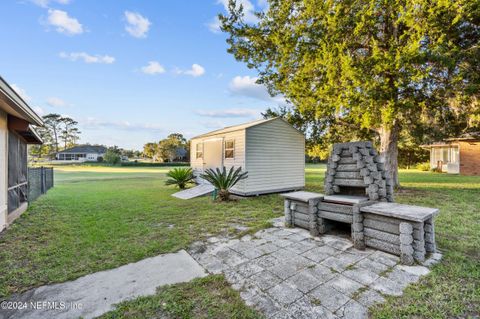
[421,133,480,175]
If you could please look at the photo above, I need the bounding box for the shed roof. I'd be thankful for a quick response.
[57,145,107,154]
[191,117,293,139]
[421,132,480,148]
[445,132,480,141]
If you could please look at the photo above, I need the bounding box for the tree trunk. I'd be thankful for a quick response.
[53,127,59,154]
[218,189,230,201]
[378,123,400,187]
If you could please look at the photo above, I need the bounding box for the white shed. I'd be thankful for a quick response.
[190,117,305,196]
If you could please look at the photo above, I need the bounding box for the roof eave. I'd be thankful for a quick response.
[0,76,44,126]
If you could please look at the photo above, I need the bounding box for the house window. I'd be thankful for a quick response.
[196,143,203,159]
[224,139,235,159]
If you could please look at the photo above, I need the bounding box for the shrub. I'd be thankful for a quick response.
[97,156,104,163]
[165,168,195,189]
[104,150,121,165]
[416,162,431,171]
[200,166,248,201]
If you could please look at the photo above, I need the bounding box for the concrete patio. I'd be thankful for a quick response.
[189,217,441,319]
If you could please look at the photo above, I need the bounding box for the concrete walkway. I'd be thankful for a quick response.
[0,250,207,319]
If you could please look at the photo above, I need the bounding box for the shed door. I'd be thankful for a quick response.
[203,139,223,170]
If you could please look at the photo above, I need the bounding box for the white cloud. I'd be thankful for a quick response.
[59,52,115,64]
[196,108,261,118]
[207,16,222,33]
[33,106,45,115]
[10,84,31,102]
[82,117,163,132]
[219,0,258,23]
[46,97,69,107]
[229,75,269,100]
[208,0,258,33]
[175,64,205,77]
[141,61,165,75]
[229,75,286,104]
[31,0,71,8]
[124,11,151,38]
[46,9,83,35]
[200,120,226,130]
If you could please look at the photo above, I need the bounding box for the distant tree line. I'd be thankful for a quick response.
[104,146,143,164]
[143,133,189,162]
[29,113,81,159]
[28,113,143,162]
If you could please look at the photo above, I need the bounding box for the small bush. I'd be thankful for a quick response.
[104,150,121,165]
[200,167,248,201]
[416,162,431,171]
[165,167,195,189]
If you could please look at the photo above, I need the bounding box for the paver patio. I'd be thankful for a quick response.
[189,217,442,319]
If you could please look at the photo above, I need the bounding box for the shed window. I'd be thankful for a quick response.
[196,143,203,159]
[224,139,235,159]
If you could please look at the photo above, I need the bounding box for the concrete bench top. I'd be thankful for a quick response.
[360,202,439,222]
[323,195,369,205]
[280,191,324,202]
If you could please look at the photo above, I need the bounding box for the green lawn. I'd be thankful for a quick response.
[0,164,479,318]
[98,275,263,319]
[0,165,281,298]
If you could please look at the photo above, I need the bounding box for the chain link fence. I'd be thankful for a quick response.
[28,167,54,202]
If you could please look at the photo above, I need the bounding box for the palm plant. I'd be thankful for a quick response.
[165,167,195,189]
[200,166,248,201]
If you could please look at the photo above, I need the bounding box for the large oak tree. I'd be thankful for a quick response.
[220,0,479,185]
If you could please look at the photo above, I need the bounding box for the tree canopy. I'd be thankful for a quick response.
[143,133,189,162]
[30,113,81,159]
[220,0,479,185]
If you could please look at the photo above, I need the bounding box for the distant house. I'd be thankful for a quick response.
[1,76,43,231]
[421,132,480,175]
[175,147,188,161]
[55,145,107,162]
[190,117,305,196]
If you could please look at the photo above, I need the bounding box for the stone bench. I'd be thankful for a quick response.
[360,202,438,265]
[280,191,324,236]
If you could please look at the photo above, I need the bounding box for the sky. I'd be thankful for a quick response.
[0,0,284,150]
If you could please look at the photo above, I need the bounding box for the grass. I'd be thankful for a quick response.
[0,164,479,318]
[0,165,281,298]
[97,275,263,319]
